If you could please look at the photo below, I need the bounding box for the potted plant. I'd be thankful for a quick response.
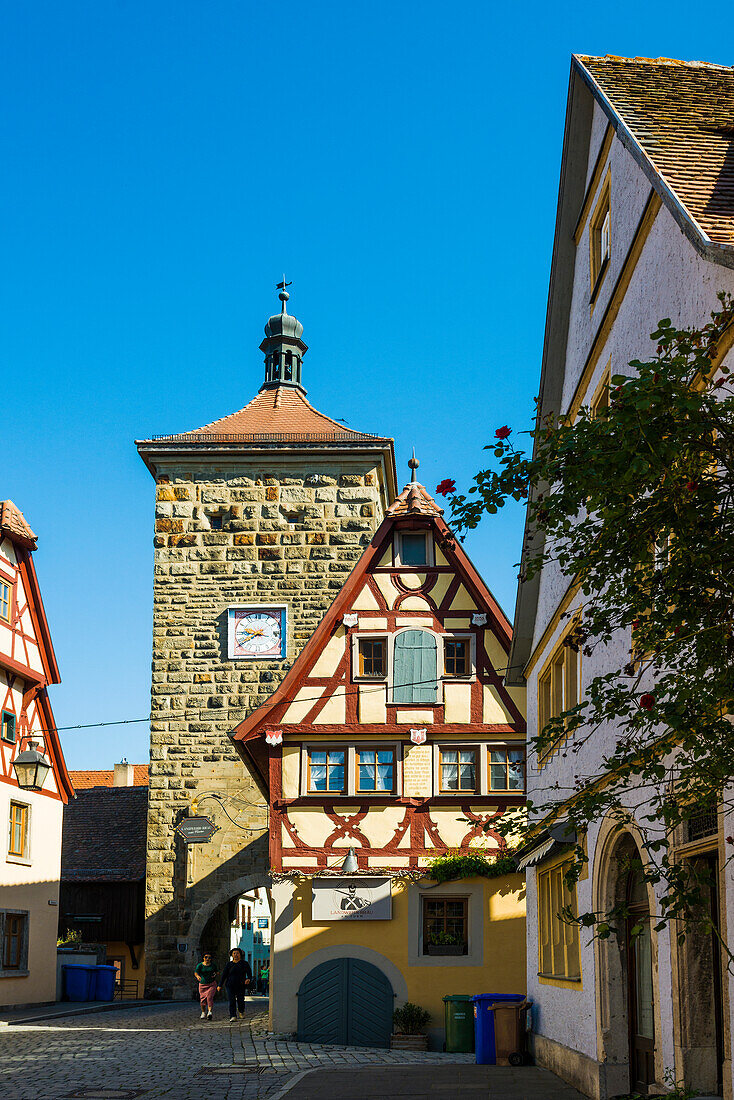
[391,1002,432,1051]
[425,930,466,956]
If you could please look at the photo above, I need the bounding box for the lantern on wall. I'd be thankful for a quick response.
[13,741,51,790]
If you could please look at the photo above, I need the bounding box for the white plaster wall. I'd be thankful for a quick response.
[0,782,63,1005]
[526,116,734,1091]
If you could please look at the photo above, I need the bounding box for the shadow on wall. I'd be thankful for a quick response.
[144,831,270,1000]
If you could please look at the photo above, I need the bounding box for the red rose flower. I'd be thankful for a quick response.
[639,693,655,711]
[435,479,456,497]
[686,481,698,493]
[653,373,660,383]
[494,426,511,439]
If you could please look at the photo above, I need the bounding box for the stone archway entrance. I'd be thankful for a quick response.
[188,872,271,979]
[593,825,661,1097]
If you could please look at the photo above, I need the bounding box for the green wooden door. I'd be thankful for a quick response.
[393,630,437,704]
[297,958,394,1048]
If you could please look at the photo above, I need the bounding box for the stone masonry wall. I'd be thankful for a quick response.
[144,453,387,997]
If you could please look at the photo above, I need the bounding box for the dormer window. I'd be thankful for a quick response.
[358,638,386,678]
[396,531,432,567]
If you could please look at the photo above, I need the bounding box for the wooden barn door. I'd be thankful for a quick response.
[297,958,394,1048]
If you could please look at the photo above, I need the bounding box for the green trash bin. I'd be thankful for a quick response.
[443,994,475,1052]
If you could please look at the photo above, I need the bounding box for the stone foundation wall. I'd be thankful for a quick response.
[144,454,388,997]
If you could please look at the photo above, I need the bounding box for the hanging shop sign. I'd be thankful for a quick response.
[311,877,392,921]
[175,816,218,844]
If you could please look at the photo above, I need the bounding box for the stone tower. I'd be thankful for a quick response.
[136,285,396,996]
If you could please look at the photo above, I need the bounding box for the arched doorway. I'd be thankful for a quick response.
[593,824,661,1096]
[626,867,655,1092]
[297,957,394,1048]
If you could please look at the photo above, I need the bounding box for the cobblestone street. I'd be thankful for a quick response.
[0,1000,586,1100]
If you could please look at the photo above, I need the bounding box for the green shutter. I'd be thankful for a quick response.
[393,630,437,704]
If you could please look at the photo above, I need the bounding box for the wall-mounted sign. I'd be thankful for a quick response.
[175,816,218,844]
[312,877,392,921]
[228,605,287,659]
[257,918,269,929]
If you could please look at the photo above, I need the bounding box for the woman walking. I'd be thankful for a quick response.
[194,953,218,1020]
[219,947,252,1022]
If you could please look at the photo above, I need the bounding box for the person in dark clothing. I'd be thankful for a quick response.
[218,947,252,1021]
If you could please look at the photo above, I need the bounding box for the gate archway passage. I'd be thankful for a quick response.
[297,958,394,1048]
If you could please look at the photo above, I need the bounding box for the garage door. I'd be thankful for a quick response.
[296,957,394,1048]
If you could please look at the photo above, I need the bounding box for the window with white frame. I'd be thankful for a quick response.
[439,747,477,793]
[395,530,433,567]
[0,580,10,622]
[443,636,473,678]
[357,748,396,793]
[304,744,401,797]
[356,637,387,679]
[307,749,345,794]
[489,747,525,791]
[1,711,16,744]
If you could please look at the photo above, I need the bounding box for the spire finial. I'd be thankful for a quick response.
[408,448,420,483]
[277,275,292,314]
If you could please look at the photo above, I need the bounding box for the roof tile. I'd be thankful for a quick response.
[578,55,734,246]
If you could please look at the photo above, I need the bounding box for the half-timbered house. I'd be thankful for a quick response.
[0,500,74,1005]
[232,462,526,1048]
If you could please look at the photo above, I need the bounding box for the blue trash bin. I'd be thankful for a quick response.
[472,994,527,1064]
[62,964,96,1002]
[93,965,118,1001]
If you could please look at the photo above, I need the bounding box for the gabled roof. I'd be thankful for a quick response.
[231,479,513,788]
[575,54,734,260]
[137,385,392,446]
[508,54,734,684]
[61,785,148,882]
[0,500,37,549]
[69,765,149,789]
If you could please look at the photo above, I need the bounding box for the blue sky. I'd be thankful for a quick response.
[3,2,730,770]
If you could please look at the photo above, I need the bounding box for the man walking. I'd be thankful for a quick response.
[219,947,252,1022]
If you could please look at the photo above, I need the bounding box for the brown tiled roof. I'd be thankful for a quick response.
[577,55,734,246]
[61,786,147,882]
[69,765,149,789]
[140,386,391,444]
[387,480,444,518]
[0,500,37,548]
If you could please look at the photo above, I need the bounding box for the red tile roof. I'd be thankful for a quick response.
[0,500,37,548]
[577,55,734,247]
[69,765,149,789]
[140,386,391,444]
[387,480,444,518]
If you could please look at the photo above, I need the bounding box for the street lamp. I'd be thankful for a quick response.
[13,741,51,791]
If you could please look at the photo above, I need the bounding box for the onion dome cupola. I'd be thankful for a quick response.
[259,277,308,393]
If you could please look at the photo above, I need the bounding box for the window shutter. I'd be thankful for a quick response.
[393,630,437,704]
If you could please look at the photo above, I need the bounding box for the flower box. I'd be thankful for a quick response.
[390,1033,429,1051]
[425,944,466,956]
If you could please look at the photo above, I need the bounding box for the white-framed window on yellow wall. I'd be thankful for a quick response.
[0,579,10,623]
[538,621,581,765]
[590,366,611,419]
[538,861,581,981]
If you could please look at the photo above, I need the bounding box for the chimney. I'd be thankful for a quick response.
[113,758,134,787]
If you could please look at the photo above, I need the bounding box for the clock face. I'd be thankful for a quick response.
[229,607,286,659]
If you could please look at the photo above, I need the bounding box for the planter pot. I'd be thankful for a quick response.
[425,944,465,956]
[391,1033,429,1051]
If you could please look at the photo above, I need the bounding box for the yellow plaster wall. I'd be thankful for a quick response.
[396,710,434,724]
[106,941,146,995]
[289,875,526,1032]
[449,585,477,612]
[398,595,432,612]
[374,574,396,608]
[429,573,453,608]
[284,686,324,724]
[483,684,513,724]
[352,584,380,611]
[313,689,346,724]
[282,746,300,799]
[444,681,472,724]
[359,682,387,723]
[310,629,346,678]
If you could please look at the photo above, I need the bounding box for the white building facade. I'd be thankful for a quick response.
[508,56,734,1100]
[0,501,74,1006]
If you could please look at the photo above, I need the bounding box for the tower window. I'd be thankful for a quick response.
[273,352,280,377]
[285,351,293,380]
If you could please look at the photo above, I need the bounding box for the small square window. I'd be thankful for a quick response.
[0,580,10,622]
[308,750,345,793]
[398,532,428,567]
[423,896,468,953]
[444,639,470,677]
[358,638,386,678]
[440,748,476,793]
[1,711,15,744]
[489,748,525,791]
[357,748,395,792]
[210,514,223,531]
